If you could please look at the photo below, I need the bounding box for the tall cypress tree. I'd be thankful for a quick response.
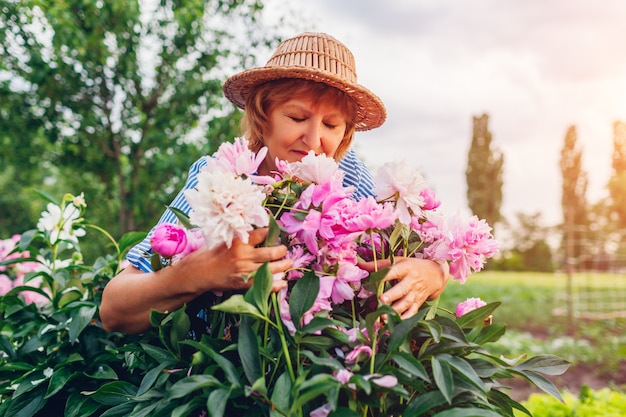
[465,113,504,231]
[559,125,588,269]
[607,121,626,227]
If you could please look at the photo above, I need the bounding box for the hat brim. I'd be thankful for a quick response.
[223,66,386,131]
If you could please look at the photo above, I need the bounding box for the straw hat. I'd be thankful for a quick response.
[223,32,386,131]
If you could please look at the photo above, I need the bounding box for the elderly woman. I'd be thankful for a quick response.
[100,32,448,334]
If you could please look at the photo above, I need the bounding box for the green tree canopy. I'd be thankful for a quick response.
[0,0,285,239]
[465,113,504,231]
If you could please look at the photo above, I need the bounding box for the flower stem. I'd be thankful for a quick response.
[85,223,122,271]
[271,292,295,382]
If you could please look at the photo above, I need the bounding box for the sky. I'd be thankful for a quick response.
[263,0,626,227]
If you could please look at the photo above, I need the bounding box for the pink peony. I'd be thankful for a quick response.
[456,297,487,318]
[150,223,188,258]
[310,403,333,417]
[421,213,499,283]
[178,228,205,258]
[210,137,267,177]
[345,344,372,364]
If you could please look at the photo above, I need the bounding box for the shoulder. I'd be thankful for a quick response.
[338,149,375,200]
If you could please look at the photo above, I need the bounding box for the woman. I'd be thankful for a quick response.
[100,32,448,334]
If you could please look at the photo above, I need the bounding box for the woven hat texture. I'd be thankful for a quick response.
[223,32,386,131]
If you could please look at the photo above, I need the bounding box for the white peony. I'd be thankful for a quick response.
[36,202,86,245]
[290,151,344,184]
[185,170,269,250]
[373,161,428,224]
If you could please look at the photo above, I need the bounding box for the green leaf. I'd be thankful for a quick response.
[387,312,423,353]
[165,375,222,400]
[470,322,506,345]
[98,402,136,417]
[182,340,242,386]
[455,302,501,329]
[207,388,230,417]
[440,354,486,393]
[290,374,338,412]
[84,364,119,381]
[391,352,430,382]
[137,362,170,396]
[404,390,448,417]
[431,407,504,417]
[299,350,342,369]
[171,399,204,417]
[366,267,390,298]
[45,367,76,399]
[244,262,272,316]
[117,231,148,255]
[140,343,175,363]
[511,369,564,402]
[168,206,195,229]
[69,305,97,343]
[432,356,454,404]
[514,354,570,376]
[270,371,292,417]
[65,392,102,417]
[84,381,138,406]
[150,252,163,272]
[238,316,262,384]
[299,316,338,335]
[264,214,281,247]
[212,294,264,320]
[4,388,46,417]
[288,270,319,330]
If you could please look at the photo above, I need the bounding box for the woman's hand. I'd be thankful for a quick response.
[101,227,292,334]
[358,257,449,319]
[184,227,292,294]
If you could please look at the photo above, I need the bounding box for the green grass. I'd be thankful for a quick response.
[437,270,626,367]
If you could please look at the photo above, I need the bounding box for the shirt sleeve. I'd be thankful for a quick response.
[126,157,209,272]
[338,148,376,200]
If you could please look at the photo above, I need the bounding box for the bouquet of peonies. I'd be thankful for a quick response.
[144,138,566,417]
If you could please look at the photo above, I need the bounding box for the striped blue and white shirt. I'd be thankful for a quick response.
[127,148,375,272]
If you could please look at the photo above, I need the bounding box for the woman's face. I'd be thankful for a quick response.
[258,96,348,175]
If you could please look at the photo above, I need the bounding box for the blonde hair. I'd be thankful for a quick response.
[241,79,358,160]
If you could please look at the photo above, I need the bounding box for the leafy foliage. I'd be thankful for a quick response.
[0,195,570,416]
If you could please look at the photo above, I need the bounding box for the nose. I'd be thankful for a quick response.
[302,121,322,151]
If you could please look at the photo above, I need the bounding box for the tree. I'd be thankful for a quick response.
[559,125,588,270]
[607,120,626,227]
[0,0,285,239]
[465,113,504,230]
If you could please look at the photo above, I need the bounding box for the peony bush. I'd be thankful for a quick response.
[0,149,570,416]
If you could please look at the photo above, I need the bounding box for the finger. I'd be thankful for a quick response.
[251,245,289,263]
[247,228,269,246]
[357,259,393,272]
[379,274,412,304]
[400,302,420,320]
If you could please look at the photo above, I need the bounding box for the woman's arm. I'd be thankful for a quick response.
[101,228,292,334]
